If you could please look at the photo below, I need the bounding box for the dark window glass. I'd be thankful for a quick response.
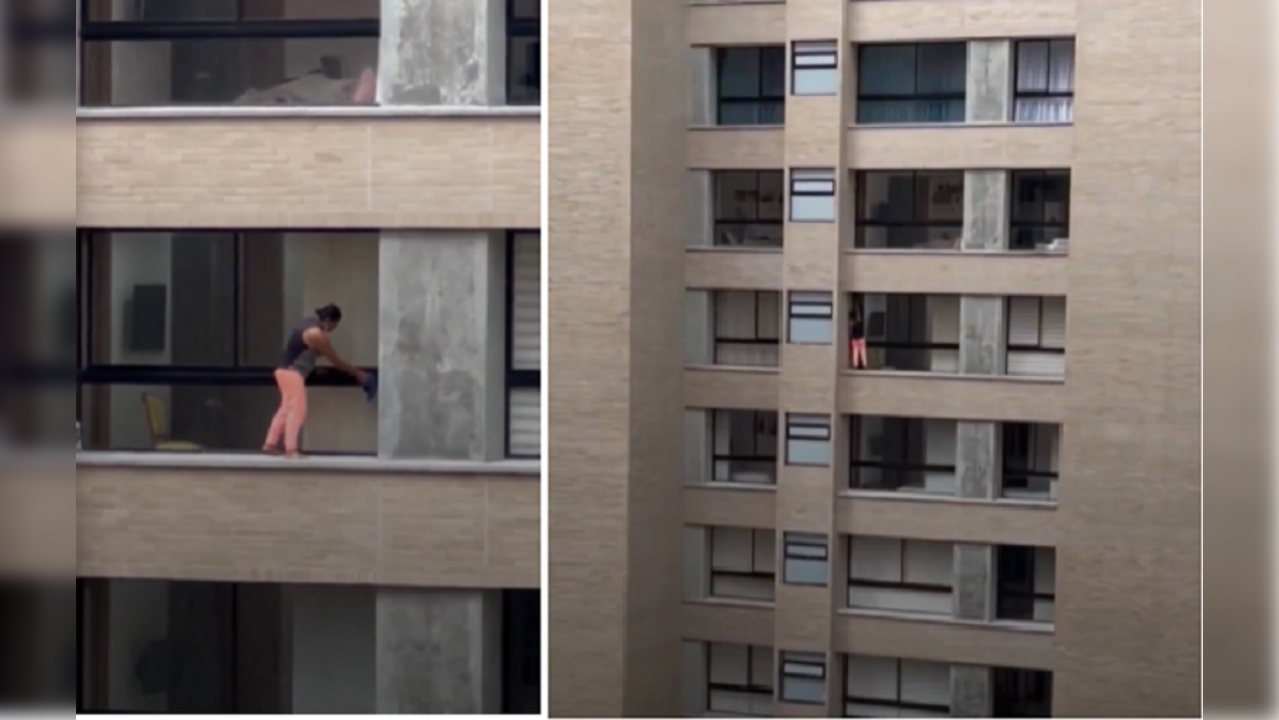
[857,43,966,124]
[1013,39,1075,123]
[1010,170,1071,251]
[855,171,964,250]
[714,171,785,248]
[716,46,786,125]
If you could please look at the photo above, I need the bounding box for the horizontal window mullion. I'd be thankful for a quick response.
[851,462,957,473]
[857,220,963,228]
[858,92,965,102]
[846,697,951,713]
[1007,345,1066,354]
[80,19,380,41]
[849,579,951,593]
[509,369,541,388]
[866,341,960,350]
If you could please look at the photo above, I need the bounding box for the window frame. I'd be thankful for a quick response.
[778,652,828,706]
[785,413,833,468]
[1004,297,1066,355]
[847,537,954,596]
[849,416,957,492]
[712,290,782,366]
[1012,38,1076,121]
[787,291,834,345]
[790,40,839,97]
[504,231,542,459]
[854,170,965,250]
[789,168,838,223]
[712,410,780,486]
[854,293,961,360]
[74,229,374,451]
[706,643,775,717]
[995,545,1056,622]
[782,533,830,588]
[992,667,1054,717]
[715,45,786,126]
[712,170,785,249]
[1001,423,1059,497]
[856,42,967,125]
[1008,170,1071,251]
[843,657,953,717]
[708,527,777,602]
[505,0,541,106]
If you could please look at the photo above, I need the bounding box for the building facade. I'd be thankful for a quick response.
[66,0,542,714]
[549,0,1200,717]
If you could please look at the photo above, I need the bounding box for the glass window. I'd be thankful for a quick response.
[791,41,839,96]
[713,410,779,486]
[1014,39,1075,123]
[714,291,782,367]
[851,293,961,373]
[713,171,785,248]
[717,46,786,125]
[856,171,965,250]
[786,414,832,467]
[788,292,834,345]
[857,42,966,124]
[507,0,540,105]
[851,416,958,495]
[77,230,380,453]
[779,652,827,706]
[79,0,381,107]
[1010,170,1071,251]
[789,169,837,223]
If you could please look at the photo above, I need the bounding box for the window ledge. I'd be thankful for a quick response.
[846,248,1068,258]
[76,105,542,121]
[688,481,779,494]
[838,608,1056,635]
[849,121,1073,130]
[688,246,784,255]
[686,597,777,611]
[688,364,781,375]
[75,450,541,477]
[840,490,1057,510]
[843,369,1066,385]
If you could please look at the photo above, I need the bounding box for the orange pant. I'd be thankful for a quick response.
[265,369,308,453]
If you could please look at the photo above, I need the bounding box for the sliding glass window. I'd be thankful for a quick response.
[76,230,379,454]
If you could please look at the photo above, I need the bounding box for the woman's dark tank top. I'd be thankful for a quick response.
[280,318,322,375]
[850,320,866,340]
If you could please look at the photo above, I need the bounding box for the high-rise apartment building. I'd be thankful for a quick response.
[550,0,1200,717]
[66,0,542,713]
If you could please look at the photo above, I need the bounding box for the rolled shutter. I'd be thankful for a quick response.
[511,233,541,371]
[1040,297,1067,349]
[507,388,541,457]
[1007,297,1041,347]
[900,660,951,708]
[846,654,898,701]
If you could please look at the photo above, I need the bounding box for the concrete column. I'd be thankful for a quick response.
[378,232,507,461]
[376,588,503,715]
[950,665,993,717]
[956,422,1000,500]
[378,0,506,106]
[689,47,715,126]
[959,297,1006,376]
[682,642,709,716]
[684,410,711,485]
[688,171,714,247]
[966,40,1012,122]
[685,290,714,364]
[953,544,995,621]
[962,171,1009,251]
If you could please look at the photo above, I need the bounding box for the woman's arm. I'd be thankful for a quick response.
[303,330,368,383]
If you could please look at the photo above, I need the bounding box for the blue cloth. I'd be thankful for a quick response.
[362,373,378,403]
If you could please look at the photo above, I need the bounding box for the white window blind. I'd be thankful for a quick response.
[1008,297,1041,346]
[711,527,757,573]
[846,654,898,701]
[511,233,541,370]
[1041,296,1067,349]
[900,660,951,708]
[507,387,541,457]
[850,535,902,583]
[903,541,953,587]
[1034,547,1056,594]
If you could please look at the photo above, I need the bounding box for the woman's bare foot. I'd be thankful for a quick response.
[283,451,307,460]
[262,446,282,456]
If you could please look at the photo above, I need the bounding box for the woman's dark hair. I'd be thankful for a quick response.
[316,304,343,323]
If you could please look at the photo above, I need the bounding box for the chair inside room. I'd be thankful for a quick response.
[141,393,203,453]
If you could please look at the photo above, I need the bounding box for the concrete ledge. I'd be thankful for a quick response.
[834,610,1056,670]
[76,105,542,121]
[75,451,540,477]
[682,600,776,648]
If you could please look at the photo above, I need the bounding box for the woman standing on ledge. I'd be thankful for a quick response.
[849,302,869,370]
[263,304,367,459]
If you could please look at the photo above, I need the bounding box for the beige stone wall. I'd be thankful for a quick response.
[76,464,541,589]
[77,114,540,229]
